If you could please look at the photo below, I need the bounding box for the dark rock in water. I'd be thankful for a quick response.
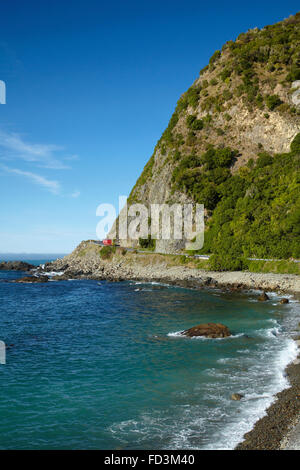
[0,261,35,271]
[231,393,244,401]
[182,322,231,338]
[51,274,71,281]
[15,276,49,283]
[280,298,289,304]
[258,292,269,301]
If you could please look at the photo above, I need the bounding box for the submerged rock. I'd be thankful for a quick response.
[231,393,244,401]
[280,298,289,304]
[182,322,231,338]
[15,276,49,284]
[258,292,269,301]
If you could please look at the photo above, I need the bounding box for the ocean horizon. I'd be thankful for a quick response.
[0,254,67,265]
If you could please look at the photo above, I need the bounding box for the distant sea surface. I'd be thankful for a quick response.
[0,255,299,450]
[0,254,67,266]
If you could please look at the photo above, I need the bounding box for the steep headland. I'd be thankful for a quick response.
[111,12,300,271]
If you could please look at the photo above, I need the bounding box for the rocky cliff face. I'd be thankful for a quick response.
[111,13,300,257]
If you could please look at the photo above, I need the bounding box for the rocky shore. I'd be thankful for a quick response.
[236,350,300,450]
[37,241,300,294]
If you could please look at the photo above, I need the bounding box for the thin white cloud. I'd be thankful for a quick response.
[0,130,69,169]
[65,154,80,161]
[0,165,60,194]
[70,190,80,198]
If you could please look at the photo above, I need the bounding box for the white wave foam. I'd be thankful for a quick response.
[167,330,183,337]
[133,281,171,288]
[202,337,298,450]
[44,271,65,277]
[217,357,232,364]
[106,333,298,450]
[167,330,244,340]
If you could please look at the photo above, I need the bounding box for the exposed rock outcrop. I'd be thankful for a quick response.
[291,80,300,107]
[231,393,244,401]
[258,292,270,301]
[0,261,35,271]
[15,276,49,284]
[182,322,231,338]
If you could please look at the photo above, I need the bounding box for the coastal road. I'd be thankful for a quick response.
[91,241,300,263]
[121,249,300,264]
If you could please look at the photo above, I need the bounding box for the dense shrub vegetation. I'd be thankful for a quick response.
[100,246,116,260]
[171,146,237,210]
[209,253,247,272]
[186,115,204,130]
[265,95,283,110]
[192,133,300,270]
[139,235,156,250]
[225,13,300,83]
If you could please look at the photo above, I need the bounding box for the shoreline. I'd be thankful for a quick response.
[41,268,300,298]
[234,291,300,450]
[31,241,300,294]
[236,343,300,450]
[47,271,300,297]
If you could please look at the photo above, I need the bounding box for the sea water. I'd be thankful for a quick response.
[0,263,299,449]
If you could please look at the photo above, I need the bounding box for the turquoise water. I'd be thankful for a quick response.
[0,266,299,449]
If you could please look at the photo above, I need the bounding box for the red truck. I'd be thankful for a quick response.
[94,239,120,246]
[102,239,113,246]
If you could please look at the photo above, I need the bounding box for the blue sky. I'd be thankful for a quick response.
[0,0,299,253]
